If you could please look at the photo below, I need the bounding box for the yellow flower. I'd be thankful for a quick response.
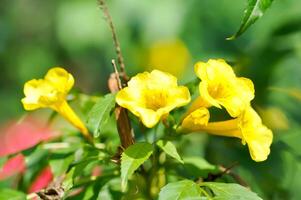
[116,70,191,128]
[21,67,92,141]
[179,106,273,162]
[195,59,254,117]
[180,107,210,132]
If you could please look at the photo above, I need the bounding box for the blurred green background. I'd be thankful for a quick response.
[1,0,301,199]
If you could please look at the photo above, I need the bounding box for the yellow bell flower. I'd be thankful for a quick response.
[179,106,273,162]
[116,70,191,128]
[21,67,92,141]
[195,59,254,117]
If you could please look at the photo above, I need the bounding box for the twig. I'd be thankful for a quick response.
[203,162,249,187]
[98,0,128,82]
[111,59,122,90]
[204,162,237,181]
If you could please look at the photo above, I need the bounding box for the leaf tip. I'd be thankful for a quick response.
[226,35,236,41]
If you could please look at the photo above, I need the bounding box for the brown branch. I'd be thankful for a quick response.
[99,0,134,160]
[108,59,134,151]
[203,162,249,187]
[115,107,135,149]
[98,0,128,83]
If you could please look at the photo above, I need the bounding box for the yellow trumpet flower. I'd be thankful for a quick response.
[179,107,273,162]
[116,70,191,128]
[21,67,92,141]
[195,59,254,117]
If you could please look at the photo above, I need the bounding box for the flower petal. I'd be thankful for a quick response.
[194,59,235,81]
[116,87,145,116]
[199,81,221,109]
[150,70,177,86]
[240,107,273,162]
[246,125,273,162]
[168,86,191,107]
[181,108,210,131]
[45,67,74,93]
[137,108,161,128]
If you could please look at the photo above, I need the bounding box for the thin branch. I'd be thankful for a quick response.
[98,0,128,82]
[111,59,122,90]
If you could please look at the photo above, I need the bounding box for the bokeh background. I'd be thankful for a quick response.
[1,0,301,199]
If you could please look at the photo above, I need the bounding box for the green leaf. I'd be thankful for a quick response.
[272,18,301,37]
[202,182,263,200]
[182,157,219,178]
[87,93,116,137]
[228,0,274,39]
[158,180,202,200]
[156,140,184,163]
[121,142,153,191]
[49,154,74,177]
[62,168,75,191]
[0,189,26,200]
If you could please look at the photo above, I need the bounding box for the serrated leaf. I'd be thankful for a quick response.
[228,0,274,39]
[156,140,183,163]
[121,142,153,191]
[0,189,26,200]
[158,180,202,200]
[87,93,116,137]
[202,182,263,200]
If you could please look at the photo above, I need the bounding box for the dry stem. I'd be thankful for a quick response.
[98,0,128,82]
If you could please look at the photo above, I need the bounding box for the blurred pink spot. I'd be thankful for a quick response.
[28,166,53,193]
[92,165,102,177]
[0,117,59,157]
[0,154,26,180]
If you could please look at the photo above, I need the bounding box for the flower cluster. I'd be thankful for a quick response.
[116,59,273,162]
[21,60,272,161]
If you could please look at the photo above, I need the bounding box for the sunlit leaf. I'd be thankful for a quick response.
[0,189,26,200]
[158,180,202,200]
[228,0,274,39]
[62,168,75,192]
[182,157,219,178]
[156,140,183,163]
[121,142,153,191]
[202,182,263,200]
[49,154,74,177]
[87,93,116,138]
